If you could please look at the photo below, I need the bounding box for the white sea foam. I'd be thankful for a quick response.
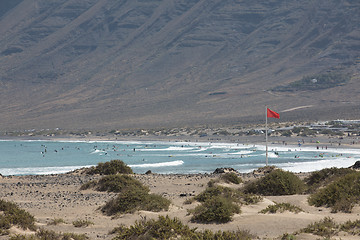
[228,150,253,155]
[129,160,184,168]
[193,147,210,152]
[260,152,279,158]
[136,146,195,151]
[207,144,252,150]
[90,149,107,154]
[164,153,211,157]
[278,157,356,172]
[257,145,360,154]
[258,144,360,155]
[0,165,94,176]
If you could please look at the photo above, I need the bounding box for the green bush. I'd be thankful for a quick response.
[80,174,147,193]
[0,199,36,231]
[85,159,133,175]
[141,194,171,212]
[47,218,66,226]
[206,229,255,240]
[9,234,38,240]
[0,216,11,235]
[188,183,262,223]
[300,217,338,238]
[72,219,94,228]
[240,193,263,205]
[111,215,256,239]
[190,196,240,223]
[299,218,360,238]
[308,172,360,212]
[280,233,296,240]
[194,184,262,205]
[244,169,306,195]
[259,202,303,214]
[101,187,170,215]
[62,233,89,240]
[220,172,243,184]
[195,185,241,203]
[340,219,360,235]
[79,181,97,190]
[254,165,276,174]
[9,229,89,240]
[112,216,195,240]
[82,174,171,215]
[304,167,355,193]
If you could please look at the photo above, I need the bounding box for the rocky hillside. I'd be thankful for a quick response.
[0,0,359,131]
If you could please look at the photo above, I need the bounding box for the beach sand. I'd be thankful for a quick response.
[1,170,360,240]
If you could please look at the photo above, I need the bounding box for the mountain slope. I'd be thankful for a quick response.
[0,0,359,130]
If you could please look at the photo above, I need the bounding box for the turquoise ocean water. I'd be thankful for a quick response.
[0,140,359,176]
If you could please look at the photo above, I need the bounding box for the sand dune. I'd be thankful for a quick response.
[1,170,360,239]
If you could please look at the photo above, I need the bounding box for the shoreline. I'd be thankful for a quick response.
[0,134,359,177]
[1,134,358,151]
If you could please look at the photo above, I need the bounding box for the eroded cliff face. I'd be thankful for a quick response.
[0,0,359,130]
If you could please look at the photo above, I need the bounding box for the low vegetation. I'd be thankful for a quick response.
[259,202,303,214]
[304,167,355,193]
[72,219,94,228]
[9,229,89,240]
[308,171,360,213]
[240,193,263,205]
[299,217,360,238]
[111,215,256,240]
[84,159,133,175]
[194,184,262,206]
[0,201,89,239]
[254,165,277,174]
[340,219,360,235]
[47,218,66,226]
[220,172,243,184]
[187,180,262,223]
[101,186,170,215]
[300,217,337,238]
[80,161,171,215]
[80,174,146,193]
[194,184,241,203]
[0,199,36,234]
[280,233,296,240]
[190,196,241,223]
[244,169,306,195]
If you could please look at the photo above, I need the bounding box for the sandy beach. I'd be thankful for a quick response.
[1,168,360,240]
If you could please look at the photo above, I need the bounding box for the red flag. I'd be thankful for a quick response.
[267,108,280,119]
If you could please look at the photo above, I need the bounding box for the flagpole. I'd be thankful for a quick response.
[265,106,268,166]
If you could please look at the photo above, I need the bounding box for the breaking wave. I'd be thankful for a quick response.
[129,160,184,168]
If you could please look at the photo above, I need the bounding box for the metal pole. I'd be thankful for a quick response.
[265,106,268,166]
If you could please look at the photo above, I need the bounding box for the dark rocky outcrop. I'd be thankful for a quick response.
[350,161,360,169]
[213,168,237,174]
